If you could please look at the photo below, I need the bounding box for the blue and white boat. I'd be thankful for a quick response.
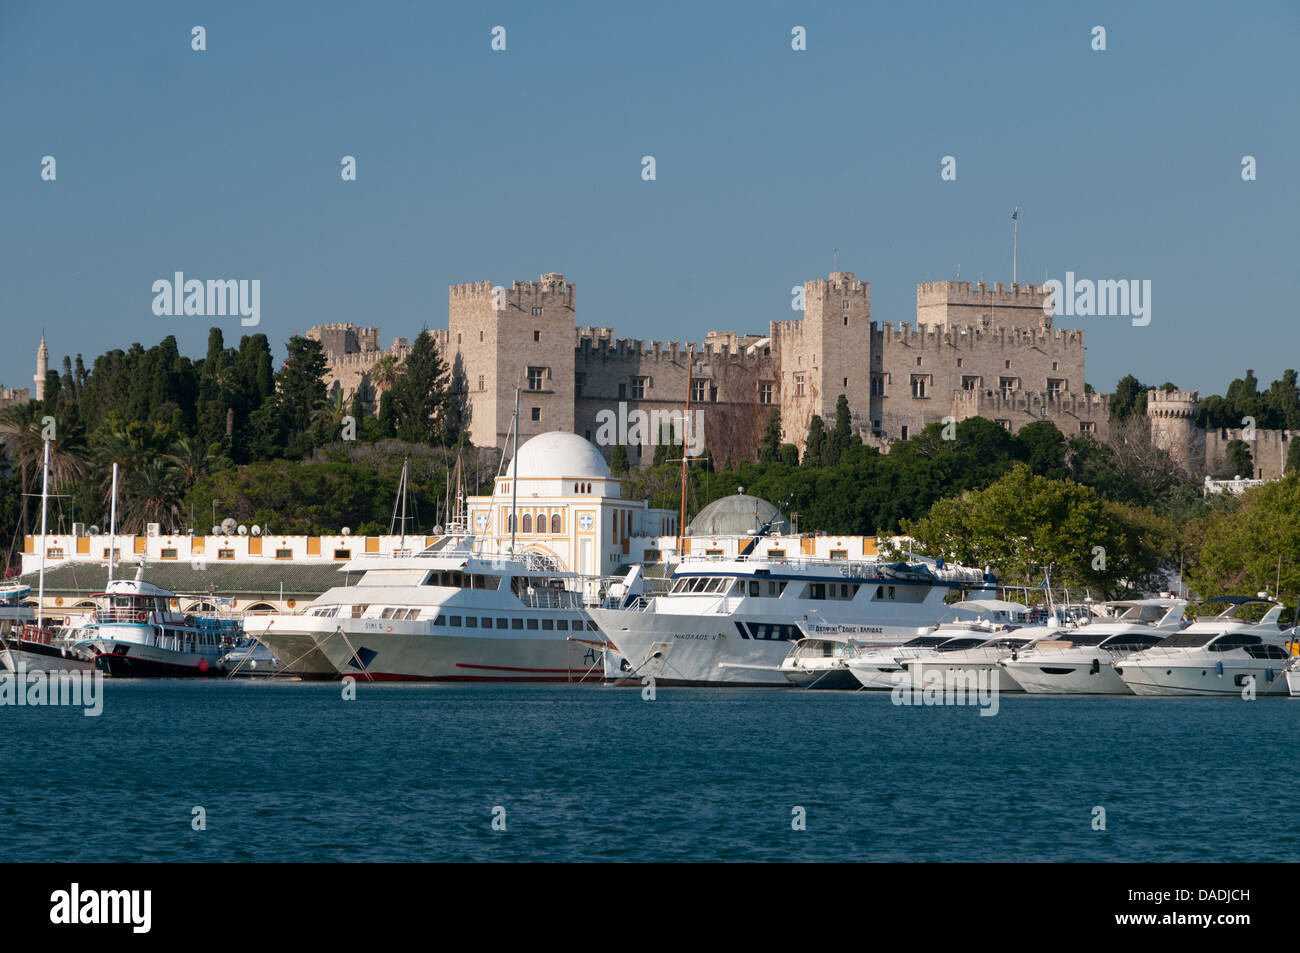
[74,563,243,677]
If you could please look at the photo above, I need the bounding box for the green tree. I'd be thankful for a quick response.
[610,444,630,473]
[1224,439,1254,479]
[391,329,449,444]
[903,463,1173,596]
[758,409,782,464]
[803,415,826,466]
[1110,374,1148,422]
[1183,472,1300,605]
[275,336,329,456]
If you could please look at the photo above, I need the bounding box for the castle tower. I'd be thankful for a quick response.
[772,271,872,449]
[1146,388,1204,474]
[448,273,577,450]
[34,332,48,401]
[916,280,1050,332]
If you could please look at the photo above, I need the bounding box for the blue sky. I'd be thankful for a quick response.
[3,1,1297,397]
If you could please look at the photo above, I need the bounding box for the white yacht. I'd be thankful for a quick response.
[777,635,861,689]
[1114,597,1293,696]
[243,534,605,682]
[1286,655,1300,697]
[999,598,1185,694]
[846,633,994,689]
[74,564,243,676]
[589,555,990,687]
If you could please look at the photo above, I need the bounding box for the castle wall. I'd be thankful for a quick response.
[1204,428,1298,480]
[574,333,779,467]
[873,323,1087,441]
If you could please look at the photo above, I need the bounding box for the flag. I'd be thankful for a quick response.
[1012,207,1019,221]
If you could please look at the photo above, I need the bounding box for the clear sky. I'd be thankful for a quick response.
[3,1,1297,397]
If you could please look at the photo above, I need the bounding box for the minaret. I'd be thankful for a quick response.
[34,332,48,401]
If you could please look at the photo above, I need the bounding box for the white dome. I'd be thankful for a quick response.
[505,431,611,480]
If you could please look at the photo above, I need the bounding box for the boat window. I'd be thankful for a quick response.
[936,638,985,651]
[542,619,554,630]
[449,616,462,627]
[1243,644,1289,659]
[465,617,478,628]
[807,583,826,600]
[1159,631,1218,648]
[704,578,725,594]
[527,619,539,629]
[435,615,446,625]
[748,580,761,597]
[1208,633,1262,651]
[381,607,396,619]
[512,619,524,629]
[904,636,948,647]
[481,617,493,629]
[497,618,509,629]
[557,619,569,631]
[1099,633,1163,650]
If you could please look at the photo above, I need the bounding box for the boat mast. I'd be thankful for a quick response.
[510,386,519,554]
[108,462,119,582]
[36,439,50,631]
[677,344,694,556]
[400,456,408,549]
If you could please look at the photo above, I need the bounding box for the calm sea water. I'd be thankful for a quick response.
[1,680,1296,862]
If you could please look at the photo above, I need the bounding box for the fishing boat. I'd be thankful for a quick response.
[73,563,244,677]
[1114,597,1293,696]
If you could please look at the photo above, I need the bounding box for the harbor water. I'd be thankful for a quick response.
[1,681,1296,862]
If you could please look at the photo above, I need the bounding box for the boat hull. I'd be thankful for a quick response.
[999,657,1132,694]
[0,640,95,673]
[902,658,1025,692]
[1117,659,1290,696]
[781,664,859,689]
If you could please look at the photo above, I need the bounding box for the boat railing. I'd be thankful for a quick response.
[517,589,586,610]
[93,608,154,625]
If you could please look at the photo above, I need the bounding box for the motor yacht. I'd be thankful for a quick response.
[1114,597,1293,696]
[999,598,1186,694]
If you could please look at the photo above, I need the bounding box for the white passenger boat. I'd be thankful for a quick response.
[590,555,991,687]
[999,598,1185,694]
[242,533,606,681]
[1114,597,1293,696]
[777,635,861,689]
[74,564,244,676]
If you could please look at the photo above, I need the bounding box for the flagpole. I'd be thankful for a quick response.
[1012,206,1019,285]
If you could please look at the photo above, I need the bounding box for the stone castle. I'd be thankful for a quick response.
[305,270,1296,480]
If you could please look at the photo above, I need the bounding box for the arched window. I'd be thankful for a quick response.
[522,514,532,533]
[551,513,561,534]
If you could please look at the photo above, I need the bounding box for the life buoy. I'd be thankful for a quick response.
[135,611,146,623]
[63,616,71,626]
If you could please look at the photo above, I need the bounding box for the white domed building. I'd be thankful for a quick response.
[466,432,679,576]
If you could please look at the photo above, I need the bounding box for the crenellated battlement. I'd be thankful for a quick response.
[917,280,1048,303]
[879,322,1086,349]
[575,329,774,367]
[1145,388,1200,418]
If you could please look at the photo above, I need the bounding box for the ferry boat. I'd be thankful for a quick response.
[588,555,991,687]
[74,564,244,676]
[241,533,606,681]
[998,598,1185,694]
[1114,597,1293,696]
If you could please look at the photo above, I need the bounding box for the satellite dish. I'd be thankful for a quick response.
[211,526,220,536]
[432,525,443,534]
[89,525,100,536]
[221,517,237,535]
[341,527,351,536]
[251,525,262,536]
[237,525,248,536]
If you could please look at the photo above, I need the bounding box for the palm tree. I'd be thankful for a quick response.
[368,354,400,399]
[165,436,215,494]
[120,458,180,533]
